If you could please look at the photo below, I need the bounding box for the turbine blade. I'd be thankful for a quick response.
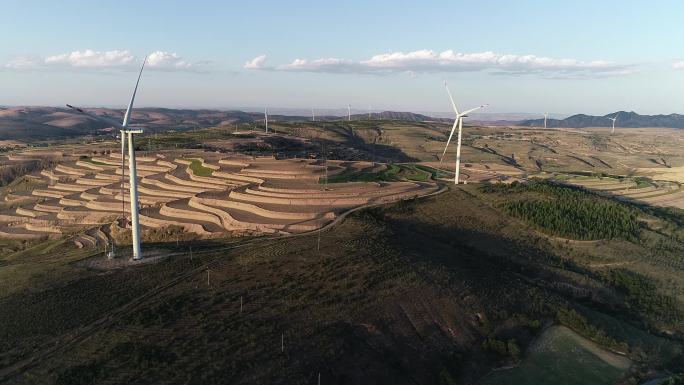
[444,81,459,115]
[440,118,459,163]
[66,104,125,130]
[122,56,147,128]
[461,104,489,117]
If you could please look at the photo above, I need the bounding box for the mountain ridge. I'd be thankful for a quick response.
[521,111,684,128]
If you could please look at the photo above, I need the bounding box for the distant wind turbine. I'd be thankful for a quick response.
[440,81,488,184]
[608,112,619,134]
[67,57,147,260]
[544,113,548,129]
[347,104,351,121]
[312,108,315,122]
[264,108,269,133]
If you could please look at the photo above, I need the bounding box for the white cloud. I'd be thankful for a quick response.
[146,51,205,71]
[243,54,268,69]
[246,49,635,79]
[2,49,207,72]
[674,61,684,70]
[45,49,134,67]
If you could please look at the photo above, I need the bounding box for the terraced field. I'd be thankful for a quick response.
[0,151,438,248]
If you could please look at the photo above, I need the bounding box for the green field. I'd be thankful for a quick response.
[482,326,631,385]
[80,157,108,166]
[182,158,214,176]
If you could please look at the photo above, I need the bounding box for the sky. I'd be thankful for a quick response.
[1,0,683,116]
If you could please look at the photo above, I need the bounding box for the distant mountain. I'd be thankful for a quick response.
[0,107,267,140]
[0,107,451,141]
[520,111,684,129]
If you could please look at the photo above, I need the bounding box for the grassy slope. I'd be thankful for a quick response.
[322,164,430,183]
[482,326,630,385]
[0,188,682,385]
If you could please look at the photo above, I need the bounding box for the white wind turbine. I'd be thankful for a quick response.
[440,81,488,184]
[347,104,351,121]
[608,112,619,134]
[67,57,147,260]
[312,108,315,122]
[544,112,548,129]
[264,108,269,133]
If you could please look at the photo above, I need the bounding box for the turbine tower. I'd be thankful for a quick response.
[544,113,548,129]
[608,112,619,134]
[440,81,488,184]
[67,57,147,260]
[120,131,126,222]
[312,108,315,122]
[347,104,351,121]
[264,108,269,133]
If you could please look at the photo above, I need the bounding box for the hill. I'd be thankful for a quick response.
[353,111,445,122]
[1,183,682,384]
[521,111,684,129]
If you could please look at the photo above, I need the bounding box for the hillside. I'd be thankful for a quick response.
[1,184,682,384]
[521,111,684,129]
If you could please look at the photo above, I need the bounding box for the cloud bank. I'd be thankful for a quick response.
[3,49,208,72]
[244,49,635,79]
[674,61,684,70]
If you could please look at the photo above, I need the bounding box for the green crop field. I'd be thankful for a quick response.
[183,158,214,176]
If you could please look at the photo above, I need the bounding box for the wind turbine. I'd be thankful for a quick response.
[67,57,147,260]
[608,112,619,134]
[312,108,315,122]
[264,108,269,133]
[347,104,351,121]
[543,113,548,129]
[440,81,488,184]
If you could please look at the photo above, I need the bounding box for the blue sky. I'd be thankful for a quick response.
[1,0,683,115]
